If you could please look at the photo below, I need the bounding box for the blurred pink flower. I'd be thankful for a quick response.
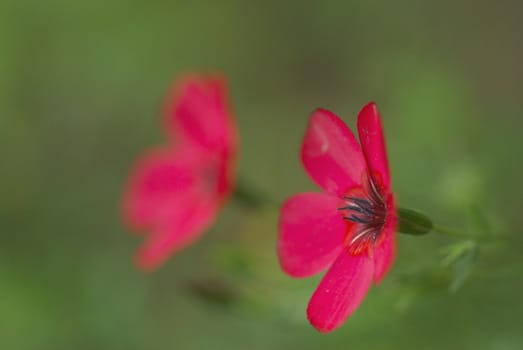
[278,103,397,332]
[122,74,237,271]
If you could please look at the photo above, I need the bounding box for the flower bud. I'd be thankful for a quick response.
[398,208,433,235]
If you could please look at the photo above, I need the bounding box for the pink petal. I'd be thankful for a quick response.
[307,252,374,333]
[302,109,366,196]
[165,75,236,153]
[122,147,198,231]
[278,193,348,277]
[373,194,398,283]
[357,102,391,190]
[214,147,237,200]
[372,229,396,284]
[137,197,218,271]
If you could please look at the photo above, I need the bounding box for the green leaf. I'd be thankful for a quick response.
[449,244,478,293]
[441,240,475,267]
[440,240,479,293]
[398,208,433,235]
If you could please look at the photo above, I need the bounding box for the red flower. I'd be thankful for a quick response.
[122,74,237,271]
[278,103,397,332]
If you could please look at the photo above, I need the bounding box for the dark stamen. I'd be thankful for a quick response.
[347,214,372,224]
[348,197,374,210]
[339,177,389,254]
[338,205,366,214]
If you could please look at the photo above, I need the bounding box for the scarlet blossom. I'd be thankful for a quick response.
[278,103,397,332]
[122,74,237,271]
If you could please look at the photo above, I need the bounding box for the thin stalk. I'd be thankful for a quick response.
[432,225,471,239]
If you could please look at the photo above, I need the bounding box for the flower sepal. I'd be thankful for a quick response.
[397,207,433,236]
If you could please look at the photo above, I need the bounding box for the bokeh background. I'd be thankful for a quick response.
[1,1,522,349]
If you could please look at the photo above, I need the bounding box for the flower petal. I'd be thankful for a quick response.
[278,193,348,277]
[122,147,198,231]
[136,195,218,271]
[302,109,366,196]
[373,194,398,283]
[357,102,391,189]
[372,229,396,284]
[307,252,374,332]
[165,75,236,152]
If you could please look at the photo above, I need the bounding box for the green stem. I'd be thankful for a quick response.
[397,207,501,243]
[432,225,503,244]
[233,177,274,209]
[432,225,471,239]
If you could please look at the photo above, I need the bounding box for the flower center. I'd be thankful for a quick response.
[338,175,388,256]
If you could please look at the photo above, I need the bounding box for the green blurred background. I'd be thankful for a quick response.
[1,1,522,349]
